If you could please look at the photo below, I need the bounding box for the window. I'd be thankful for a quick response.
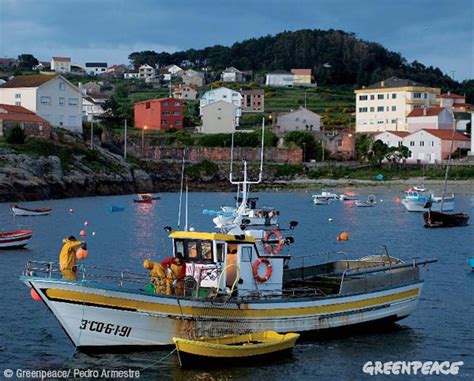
[370,107,375,112]
[392,93,397,99]
[420,141,424,146]
[175,240,184,257]
[359,107,368,113]
[188,241,198,259]
[431,141,434,147]
[15,93,21,99]
[410,141,415,147]
[391,106,396,111]
[391,119,396,124]
[163,102,169,106]
[377,94,384,100]
[377,106,384,112]
[201,241,212,260]
[174,102,180,106]
[59,83,65,91]
[161,120,168,125]
[40,96,51,105]
[216,243,225,263]
[175,120,181,125]
[15,101,21,106]
[337,140,342,147]
[59,115,64,126]
[377,120,384,124]
[59,97,65,106]
[398,141,402,147]
[173,111,180,115]
[370,95,375,100]
[413,93,421,99]
[162,111,170,115]
[424,93,427,99]
[68,98,78,106]
[359,95,368,101]
[241,247,252,263]
[145,102,150,109]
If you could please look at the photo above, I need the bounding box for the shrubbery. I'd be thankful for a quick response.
[5,125,26,144]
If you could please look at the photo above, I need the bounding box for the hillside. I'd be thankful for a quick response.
[128,28,471,98]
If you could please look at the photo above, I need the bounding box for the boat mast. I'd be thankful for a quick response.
[440,112,456,211]
[177,149,186,227]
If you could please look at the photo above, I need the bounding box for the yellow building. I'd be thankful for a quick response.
[291,69,312,85]
[354,77,440,133]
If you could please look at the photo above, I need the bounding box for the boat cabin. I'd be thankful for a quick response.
[169,231,287,297]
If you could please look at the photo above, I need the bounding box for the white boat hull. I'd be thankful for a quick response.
[24,278,422,347]
[11,206,51,216]
[401,199,454,212]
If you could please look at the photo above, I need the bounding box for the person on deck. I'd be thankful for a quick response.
[161,252,186,296]
[59,236,86,281]
[143,259,166,294]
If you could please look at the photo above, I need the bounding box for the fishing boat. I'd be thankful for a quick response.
[133,194,153,203]
[0,230,33,248]
[312,195,332,205]
[173,331,299,367]
[339,193,359,201]
[10,204,52,216]
[401,189,454,212]
[312,191,339,200]
[355,195,376,207]
[423,210,469,228]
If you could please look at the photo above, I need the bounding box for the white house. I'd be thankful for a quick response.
[221,67,244,82]
[51,57,71,73]
[82,94,107,122]
[402,129,470,163]
[406,107,454,133]
[265,71,294,87]
[139,64,155,80]
[85,62,107,76]
[354,77,440,133]
[275,107,321,134]
[0,74,83,132]
[165,64,183,76]
[200,87,242,125]
[124,70,139,80]
[374,131,410,148]
[200,101,238,134]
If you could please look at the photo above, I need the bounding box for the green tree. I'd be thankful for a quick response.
[17,54,39,70]
[284,131,326,161]
[5,125,26,144]
[385,144,411,162]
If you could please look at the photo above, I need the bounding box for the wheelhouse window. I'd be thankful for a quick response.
[175,239,214,263]
[241,246,252,262]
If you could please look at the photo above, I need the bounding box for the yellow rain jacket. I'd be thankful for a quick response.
[59,238,82,281]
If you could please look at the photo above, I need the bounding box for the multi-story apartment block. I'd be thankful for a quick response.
[200,87,242,125]
[139,64,156,81]
[0,74,82,132]
[134,98,183,131]
[355,77,440,133]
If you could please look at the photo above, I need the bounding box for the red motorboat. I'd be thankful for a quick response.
[0,230,33,248]
[133,194,153,203]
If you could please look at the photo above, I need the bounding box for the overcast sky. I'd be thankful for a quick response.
[1,0,472,80]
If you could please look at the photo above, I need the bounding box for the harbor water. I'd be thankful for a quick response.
[0,189,473,380]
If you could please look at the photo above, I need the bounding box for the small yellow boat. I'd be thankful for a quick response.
[173,330,299,367]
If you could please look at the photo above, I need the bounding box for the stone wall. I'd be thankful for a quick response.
[149,146,303,163]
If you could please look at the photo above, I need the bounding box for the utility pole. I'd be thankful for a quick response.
[321,124,325,162]
[124,119,127,159]
[90,119,94,150]
[304,92,307,108]
[141,126,147,158]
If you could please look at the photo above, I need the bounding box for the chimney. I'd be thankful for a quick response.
[381,80,385,87]
[423,106,427,116]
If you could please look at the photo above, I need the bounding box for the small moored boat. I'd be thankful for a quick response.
[10,205,52,216]
[0,230,33,248]
[423,210,469,228]
[312,195,332,205]
[355,195,376,207]
[133,194,153,203]
[173,331,299,367]
[339,193,358,201]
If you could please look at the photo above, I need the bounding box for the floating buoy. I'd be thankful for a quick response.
[328,218,333,222]
[336,236,341,241]
[380,199,383,202]
[92,231,96,236]
[80,229,86,237]
[395,198,401,203]
[339,232,349,241]
[68,208,74,213]
[30,288,42,302]
[84,221,89,226]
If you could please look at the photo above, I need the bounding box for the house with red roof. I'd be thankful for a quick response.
[0,74,82,132]
[0,104,51,139]
[291,68,312,85]
[51,57,71,73]
[407,106,454,133]
[374,130,410,148]
[436,92,472,112]
[403,129,470,163]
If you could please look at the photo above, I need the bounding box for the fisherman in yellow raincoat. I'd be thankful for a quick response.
[59,235,86,281]
[143,253,186,295]
[143,259,167,294]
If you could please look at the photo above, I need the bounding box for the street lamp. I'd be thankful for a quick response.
[142,126,147,158]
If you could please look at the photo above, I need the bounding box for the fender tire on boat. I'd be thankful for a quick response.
[263,229,284,255]
[253,258,272,283]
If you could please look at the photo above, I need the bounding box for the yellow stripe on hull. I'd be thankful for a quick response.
[45,287,420,319]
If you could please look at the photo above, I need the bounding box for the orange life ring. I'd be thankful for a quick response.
[253,258,272,283]
[263,229,284,255]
